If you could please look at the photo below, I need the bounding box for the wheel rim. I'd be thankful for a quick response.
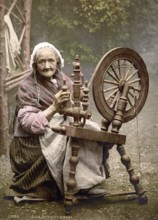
[92,47,149,123]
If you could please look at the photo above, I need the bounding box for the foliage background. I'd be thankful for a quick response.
[31,0,158,68]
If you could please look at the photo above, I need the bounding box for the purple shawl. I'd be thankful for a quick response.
[16,70,73,111]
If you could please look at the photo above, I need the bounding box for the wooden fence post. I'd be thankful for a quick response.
[0,0,9,156]
[22,0,32,69]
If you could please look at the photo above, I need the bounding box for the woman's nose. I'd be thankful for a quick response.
[45,60,51,68]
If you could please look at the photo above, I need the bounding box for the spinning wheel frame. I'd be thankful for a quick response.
[92,47,149,123]
[51,52,148,215]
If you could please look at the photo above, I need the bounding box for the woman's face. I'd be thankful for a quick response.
[35,48,58,78]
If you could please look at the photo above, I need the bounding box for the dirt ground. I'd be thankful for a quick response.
[0,52,158,220]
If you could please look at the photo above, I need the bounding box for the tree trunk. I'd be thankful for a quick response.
[0,0,9,156]
[22,0,32,69]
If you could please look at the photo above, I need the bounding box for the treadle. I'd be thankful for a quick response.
[75,191,136,200]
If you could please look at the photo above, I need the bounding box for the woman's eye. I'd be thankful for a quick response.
[48,59,55,63]
[37,59,55,65]
[38,60,45,65]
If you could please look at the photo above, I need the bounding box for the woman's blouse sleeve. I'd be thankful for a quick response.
[18,106,49,134]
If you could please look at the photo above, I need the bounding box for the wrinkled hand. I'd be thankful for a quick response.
[53,90,70,111]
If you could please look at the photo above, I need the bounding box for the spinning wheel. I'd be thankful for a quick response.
[51,49,149,215]
[92,47,149,123]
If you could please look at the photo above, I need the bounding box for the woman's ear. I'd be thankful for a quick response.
[56,59,61,71]
[32,63,37,73]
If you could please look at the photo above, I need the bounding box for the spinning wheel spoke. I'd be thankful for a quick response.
[126,85,141,109]
[128,87,141,107]
[107,70,119,83]
[127,96,134,107]
[124,63,134,80]
[105,88,119,101]
[122,60,127,79]
[128,90,135,99]
[130,87,141,92]
[104,80,118,86]
[110,64,120,81]
[104,85,118,93]
[129,78,141,84]
[126,69,139,81]
[118,59,122,78]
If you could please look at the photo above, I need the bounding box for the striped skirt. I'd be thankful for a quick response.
[7,136,62,200]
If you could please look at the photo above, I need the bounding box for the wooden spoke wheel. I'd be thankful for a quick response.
[92,48,149,123]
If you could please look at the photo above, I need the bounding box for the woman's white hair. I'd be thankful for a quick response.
[30,42,64,69]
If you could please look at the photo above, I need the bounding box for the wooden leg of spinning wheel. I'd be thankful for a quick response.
[64,137,80,215]
[116,144,148,204]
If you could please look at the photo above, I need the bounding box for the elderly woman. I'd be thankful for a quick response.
[7,42,109,204]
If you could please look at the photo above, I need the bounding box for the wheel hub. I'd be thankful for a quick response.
[118,79,126,92]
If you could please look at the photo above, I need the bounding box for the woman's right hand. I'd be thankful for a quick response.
[53,90,70,111]
[43,90,70,120]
